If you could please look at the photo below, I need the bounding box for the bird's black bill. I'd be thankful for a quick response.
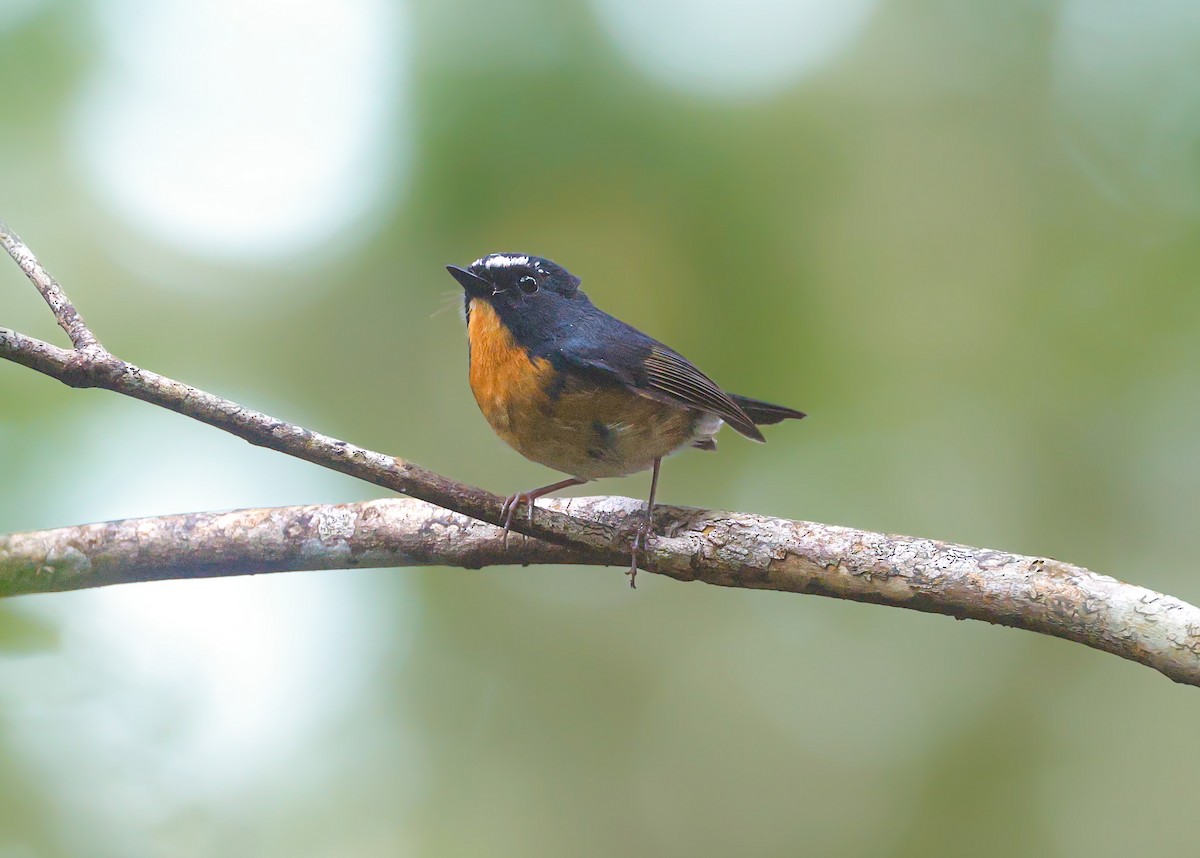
[446,265,493,298]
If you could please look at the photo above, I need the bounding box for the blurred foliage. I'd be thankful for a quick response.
[0,606,59,654]
[3,0,1200,855]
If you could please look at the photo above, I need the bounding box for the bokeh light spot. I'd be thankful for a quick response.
[590,0,879,99]
[68,0,407,263]
[1053,0,1200,213]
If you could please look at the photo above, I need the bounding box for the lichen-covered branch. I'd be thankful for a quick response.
[2,497,1199,688]
[2,224,1199,688]
[0,498,601,592]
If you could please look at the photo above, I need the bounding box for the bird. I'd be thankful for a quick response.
[446,252,805,586]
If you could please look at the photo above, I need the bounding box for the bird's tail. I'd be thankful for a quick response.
[729,395,807,426]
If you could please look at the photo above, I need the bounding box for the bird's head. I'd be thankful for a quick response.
[446,253,582,310]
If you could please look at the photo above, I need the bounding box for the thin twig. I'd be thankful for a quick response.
[0,223,99,350]
[2,225,1199,688]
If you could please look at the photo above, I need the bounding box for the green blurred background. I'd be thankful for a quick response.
[3,0,1200,854]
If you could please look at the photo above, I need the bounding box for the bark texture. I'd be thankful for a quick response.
[2,498,1198,687]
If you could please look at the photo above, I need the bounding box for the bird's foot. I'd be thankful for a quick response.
[626,508,654,589]
[500,491,537,549]
[498,477,588,551]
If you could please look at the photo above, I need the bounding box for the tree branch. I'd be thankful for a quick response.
[0,499,602,592]
[2,497,1199,687]
[2,224,1198,688]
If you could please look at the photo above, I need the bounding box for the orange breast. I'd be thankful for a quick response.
[467,299,555,451]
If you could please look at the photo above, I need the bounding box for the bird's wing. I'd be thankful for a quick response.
[545,313,763,441]
[638,346,763,441]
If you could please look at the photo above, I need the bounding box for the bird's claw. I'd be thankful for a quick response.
[627,517,652,589]
[500,491,539,550]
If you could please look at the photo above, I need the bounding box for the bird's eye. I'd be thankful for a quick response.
[518,276,539,294]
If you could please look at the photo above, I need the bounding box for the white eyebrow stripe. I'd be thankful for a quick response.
[477,254,530,269]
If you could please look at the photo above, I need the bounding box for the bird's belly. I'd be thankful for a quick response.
[518,388,708,479]
[477,377,707,479]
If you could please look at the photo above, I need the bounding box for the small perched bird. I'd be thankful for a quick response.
[447,253,805,586]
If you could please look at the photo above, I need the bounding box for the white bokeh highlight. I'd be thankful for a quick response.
[68,0,406,262]
[590,0,879,99]
[1053,0,1200,212]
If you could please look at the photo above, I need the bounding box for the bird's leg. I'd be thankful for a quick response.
[500,477,587,549]
[627,457,661,588]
